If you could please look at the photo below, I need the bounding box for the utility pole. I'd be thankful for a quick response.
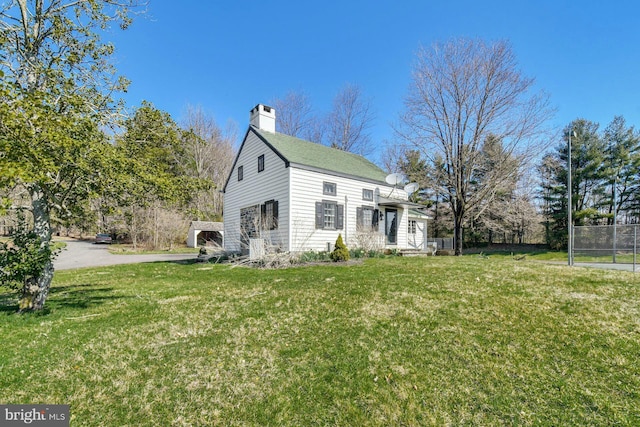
[568,130,576,266]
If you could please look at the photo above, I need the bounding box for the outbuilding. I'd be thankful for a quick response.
[186,221,223,248]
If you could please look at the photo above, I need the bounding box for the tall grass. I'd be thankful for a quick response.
[1,256,639,425]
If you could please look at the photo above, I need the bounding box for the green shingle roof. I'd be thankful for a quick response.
[253,127,388,183]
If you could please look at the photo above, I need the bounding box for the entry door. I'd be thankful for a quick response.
[385,208,397,245]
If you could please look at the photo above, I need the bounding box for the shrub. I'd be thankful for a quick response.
[0,214,60,311]
[330,234,350,262]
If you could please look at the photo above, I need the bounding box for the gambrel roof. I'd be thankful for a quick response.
[224,126,388,192]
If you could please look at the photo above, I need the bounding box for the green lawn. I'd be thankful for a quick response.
[1,257,639,426]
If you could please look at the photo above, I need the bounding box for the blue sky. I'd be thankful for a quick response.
[108,0,640,162]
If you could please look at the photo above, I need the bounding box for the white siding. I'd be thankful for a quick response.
[289,168,406,251]
[224,131,289,252]
[407,219,427,250]
[186,226,197,248]
[396,208,408,248]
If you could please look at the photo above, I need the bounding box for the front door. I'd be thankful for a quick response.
[385,208,397,245]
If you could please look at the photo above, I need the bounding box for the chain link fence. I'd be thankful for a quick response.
[573,224,639,271]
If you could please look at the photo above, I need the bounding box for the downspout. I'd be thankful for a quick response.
[288,167,293,252]
[344,195,349,246]
[424,216,428,252]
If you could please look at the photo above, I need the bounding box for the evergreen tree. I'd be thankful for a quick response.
[537,118,640,248]
[601,116,640,224]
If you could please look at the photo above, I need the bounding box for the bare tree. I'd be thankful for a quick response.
[326,83,375,156]
[271,91,315,138]
[180,105,236,220]
[471,172,543,245]
[380,143,407,175]
[398,38,554,254]
[154,208,189,250]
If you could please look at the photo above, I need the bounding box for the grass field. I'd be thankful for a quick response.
[1,256,639,426]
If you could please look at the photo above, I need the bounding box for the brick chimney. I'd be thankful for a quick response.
[249,104,276,133]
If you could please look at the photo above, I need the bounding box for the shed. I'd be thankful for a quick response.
[187,221,224,248]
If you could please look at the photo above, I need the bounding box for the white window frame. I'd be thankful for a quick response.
[408,219,417,235]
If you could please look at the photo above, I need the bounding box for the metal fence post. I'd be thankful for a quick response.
[634,225,637,273]
[571,224,574,266]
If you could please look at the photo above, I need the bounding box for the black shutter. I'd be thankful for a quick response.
[261,203,266,229]
[356,207,363,228]
[315,202,323,229]
[336,204,344,230]
[373,209,379,231]
[272,201,279,230]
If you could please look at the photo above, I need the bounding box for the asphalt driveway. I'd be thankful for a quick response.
[54,240,197,271]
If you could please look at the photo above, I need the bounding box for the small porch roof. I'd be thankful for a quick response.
[377,196,427,210]
[408,209,432,220]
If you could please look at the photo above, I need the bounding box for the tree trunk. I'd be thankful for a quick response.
[454,206,464,256]
[25,189,54,311]
[154,205,159,250]
[128,208,138,250]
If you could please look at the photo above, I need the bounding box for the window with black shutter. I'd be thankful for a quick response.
[261,199,278,230]
[315,201,343,230]
[356,206,375,231]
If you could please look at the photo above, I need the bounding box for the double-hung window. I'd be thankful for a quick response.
[323,202,336,229]
[315,201,343,230]
[356,206,378,231]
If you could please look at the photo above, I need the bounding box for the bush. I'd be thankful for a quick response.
[0,214,60,310]
[330,234,350,262]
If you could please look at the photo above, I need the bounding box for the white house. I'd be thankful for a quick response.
[223,104,430,254]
